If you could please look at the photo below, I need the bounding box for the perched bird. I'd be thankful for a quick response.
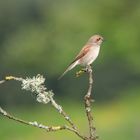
[58,34,104,79]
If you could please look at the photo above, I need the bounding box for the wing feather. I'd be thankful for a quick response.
[58,45,91,79]
[71,45,91,64]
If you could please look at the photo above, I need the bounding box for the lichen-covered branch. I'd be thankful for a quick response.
[84,65,98,140]
[49,96,77,130]
[3,75,77,129]
[0,75,87,140]
[0,106,87,139]
[0,70,98,140]
[0,107,66,131]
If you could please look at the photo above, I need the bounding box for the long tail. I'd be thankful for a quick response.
[58,61,79,80]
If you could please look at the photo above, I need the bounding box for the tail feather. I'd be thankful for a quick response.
[58,61,79,80]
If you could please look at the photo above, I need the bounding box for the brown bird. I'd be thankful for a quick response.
[59,35,104,79]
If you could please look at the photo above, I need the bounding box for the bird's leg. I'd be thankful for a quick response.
[76,65,92,77]
[84,64,92,72]
[76,68,87,77]
[86,65,92,73]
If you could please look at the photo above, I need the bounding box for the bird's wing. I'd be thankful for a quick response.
[71,45,91,64]
[58,45,91,79]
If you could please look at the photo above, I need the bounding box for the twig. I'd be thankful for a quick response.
[49,96,77,129]
[84,65,97,140]
[0,106,66,131]
[48,96,87,139]
[0,106,87,139]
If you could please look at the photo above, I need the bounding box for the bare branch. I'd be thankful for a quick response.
[84,65,98,140]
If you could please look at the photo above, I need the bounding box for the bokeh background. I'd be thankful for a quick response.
[0,0,140,140]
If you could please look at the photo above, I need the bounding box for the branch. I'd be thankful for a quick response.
[48,96,87,139]
[0,106,87,139]
[0,106,79,133]
[49,96,77,129]
[1,72,99,140]
[0,76,87,140]
[84,65,98,140]
[4,76,77,128]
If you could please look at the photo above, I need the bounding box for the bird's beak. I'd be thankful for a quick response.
[102,38,105,42]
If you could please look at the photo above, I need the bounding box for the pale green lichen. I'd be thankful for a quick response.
[20,74,54,104]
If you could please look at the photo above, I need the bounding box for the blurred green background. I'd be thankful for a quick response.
[0,0,140,140]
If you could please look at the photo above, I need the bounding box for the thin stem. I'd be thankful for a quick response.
[0,106,87,140]
[0,107,65,131]
[84,65,97,140]
[49,96,77,129]
[49,97,87,140]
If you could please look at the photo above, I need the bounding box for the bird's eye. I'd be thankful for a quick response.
[96,38,101,41]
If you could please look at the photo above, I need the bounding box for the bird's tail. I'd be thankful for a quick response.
[58,61,79,80]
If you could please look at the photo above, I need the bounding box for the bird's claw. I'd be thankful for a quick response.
[76,69,87,77]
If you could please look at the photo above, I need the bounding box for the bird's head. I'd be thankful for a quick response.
[88,34,104,46]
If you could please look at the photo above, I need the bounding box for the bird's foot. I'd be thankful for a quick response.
[76,68,87,77]
[76,65,92,77]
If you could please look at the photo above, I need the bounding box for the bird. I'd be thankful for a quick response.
[58,34,104,79]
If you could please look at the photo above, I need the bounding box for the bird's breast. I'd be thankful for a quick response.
[80,46,100,66]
